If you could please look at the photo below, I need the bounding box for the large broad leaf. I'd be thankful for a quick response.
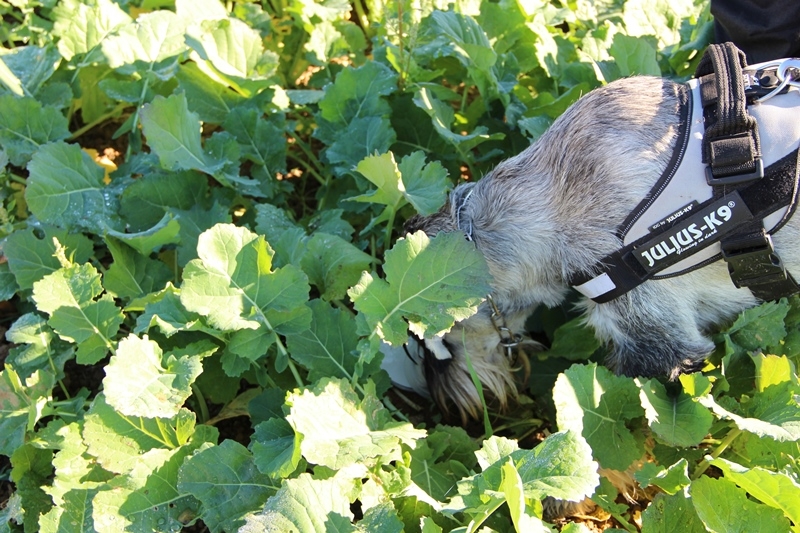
[0,368,54,456]
[103,237,173,300]
[412,87,504,152]
[140,93,223,175]
[0,95,70,166]
[26,142,114,234]
[185,17,276,83]
[299,233,373,302]
[52,0,132,61]
[38,486,101,533]
[103,335,215,418]
[133,284,218,338]
[118,170,208,232]
[285,378,425,470]
[4,313,73,382]
[348,230,492,345]
[251,418,302,479]
[637,378,713,447]
[640,491,706,533]
[222,106,286,174]
[286,300,363,382]
[239,473,357,533]
[83,394,196,475]
[710,458,800,526]
[180,223,311,371]
[3,226,93,290]
[609,33,661,77]
[177,439,275,533]
[100,10,187,75]
[457,431,598,522]
[553,363,645,470]
[351,151,450,218]
[31,263,123,365]
[699,389,800,442]
[690,476,791,533]
[92,426,217,533]
[317,61,396,125]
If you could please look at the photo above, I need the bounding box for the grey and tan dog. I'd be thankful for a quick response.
[401,47,800,421]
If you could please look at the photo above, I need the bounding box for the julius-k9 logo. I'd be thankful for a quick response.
[633,192,753,272]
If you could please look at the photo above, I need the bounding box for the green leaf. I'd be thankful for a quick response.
[609,34,661,77]
[83,394,195,475]
[637,378,713,447]
[3,226,93,290]
[0,368,54,456]
[133,284,217,338]
[500,460,554,533]
[397,150,450,216]
[726,299,790,352]
[52,0,132,61]
[633,459,690,495]
[318,61,397,125]
[239,473,356,533]
[553,363,645,470]
[0,95,70,166]
[545,316,601,361]
[251,418,302,478]
[103,238,173,300]
[710,457,800,525]
[141,92,223,174]
[690,476,791,533]
[322,115,397,176]
[177,439,274,533]
[118,170,208,232]
[180,223,311,370]
[285,378,426,469]
[222,106,286,175]
[0,45,62,98]
[100,10,188,76]
[186,17,276,83]
[32,263,123,365]
[699,391,800,441]
[104,335,215,418]
[352,151,450,218]
[413,87,504,152]
[641,491,705,533]
[286,300,363,382]
[5,313,73,381]
[92,426,216,533]
[39,486,100,533]
[26,142,113,234]
[299,233,373,302]
[171,202,232,267]
[175,61,246,123]
[348,230,492,345]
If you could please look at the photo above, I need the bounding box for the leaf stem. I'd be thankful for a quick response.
[692,427,743,479]
[67,103,127,141]
[461,330,492,438]
[191,384,210,424]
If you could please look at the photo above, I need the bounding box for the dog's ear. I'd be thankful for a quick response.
[403,182,477,236]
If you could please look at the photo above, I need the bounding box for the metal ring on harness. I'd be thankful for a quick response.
[756,58,800,103]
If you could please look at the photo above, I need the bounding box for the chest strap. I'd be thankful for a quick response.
[570,43,800,303]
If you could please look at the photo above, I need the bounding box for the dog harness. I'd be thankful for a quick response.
[571,43,800,304]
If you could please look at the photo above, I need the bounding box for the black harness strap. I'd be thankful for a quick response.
[696,42,764,185]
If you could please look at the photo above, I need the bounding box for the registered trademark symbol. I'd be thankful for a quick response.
[728,201,735,208]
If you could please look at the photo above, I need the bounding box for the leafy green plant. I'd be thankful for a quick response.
[1,0,798,532]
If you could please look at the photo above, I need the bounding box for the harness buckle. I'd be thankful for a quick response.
[705,156,764,186]
[721,231,787,289]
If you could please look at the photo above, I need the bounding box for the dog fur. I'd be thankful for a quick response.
[405,75,800,420]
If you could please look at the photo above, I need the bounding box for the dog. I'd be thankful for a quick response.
[388,44,800,422]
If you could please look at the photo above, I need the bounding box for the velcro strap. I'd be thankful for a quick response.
[709,132,757,172]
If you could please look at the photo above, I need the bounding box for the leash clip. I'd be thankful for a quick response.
[756,58,800,103]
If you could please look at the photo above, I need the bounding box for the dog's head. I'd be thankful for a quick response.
[404,188,538,422]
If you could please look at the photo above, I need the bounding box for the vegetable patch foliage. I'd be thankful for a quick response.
[0,0,798,532]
